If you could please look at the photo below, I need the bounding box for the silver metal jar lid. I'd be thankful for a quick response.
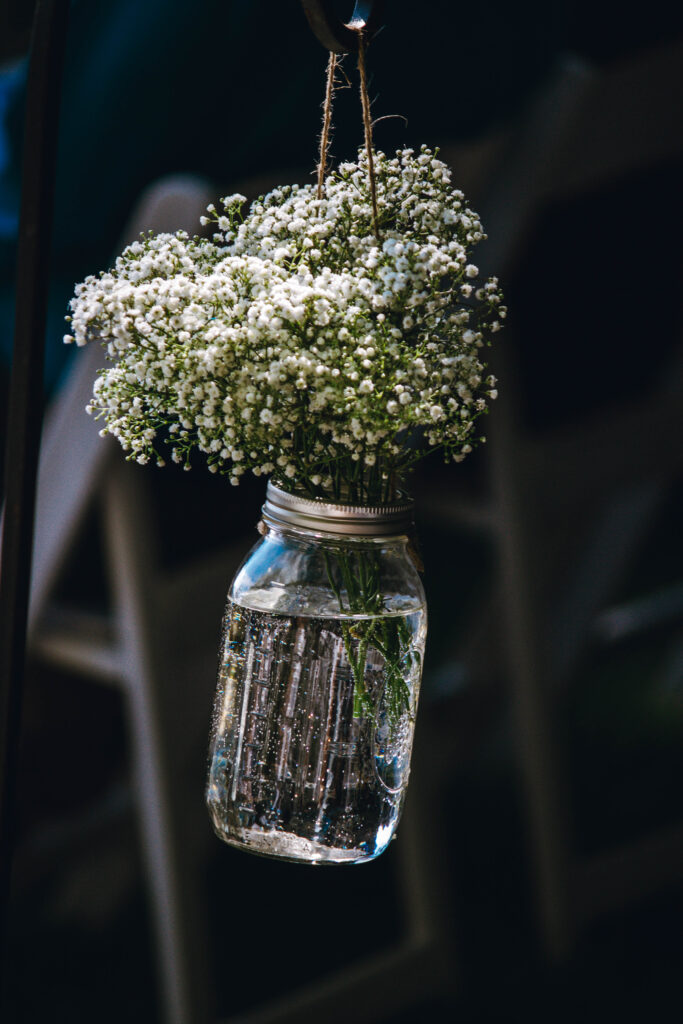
[262,481,414,537]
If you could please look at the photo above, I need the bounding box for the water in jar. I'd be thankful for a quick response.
[206,599,426,864]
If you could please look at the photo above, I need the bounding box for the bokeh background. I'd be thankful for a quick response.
[1,1,683,1021]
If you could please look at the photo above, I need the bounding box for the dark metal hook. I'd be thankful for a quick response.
[300,0,386,53]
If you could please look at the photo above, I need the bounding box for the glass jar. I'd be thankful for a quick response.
[206,482,427,865]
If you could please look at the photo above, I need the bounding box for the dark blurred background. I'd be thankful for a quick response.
[1,1,683,1022]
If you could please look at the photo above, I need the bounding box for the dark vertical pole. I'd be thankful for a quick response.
[0,0,70,976]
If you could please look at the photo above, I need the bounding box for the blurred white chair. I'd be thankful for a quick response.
[425,36,683,961]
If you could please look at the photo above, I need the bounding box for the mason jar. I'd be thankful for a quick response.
[206,481,427,865]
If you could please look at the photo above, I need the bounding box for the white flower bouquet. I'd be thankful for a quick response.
[65,145,504,505]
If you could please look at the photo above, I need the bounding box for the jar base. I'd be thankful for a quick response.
[213,824,377,865]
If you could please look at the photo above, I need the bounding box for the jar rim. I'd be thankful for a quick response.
[262,481,414,537]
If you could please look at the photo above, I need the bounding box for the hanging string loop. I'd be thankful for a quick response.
[355,29,380,238]
[307,1,384,238]
[317,52,337,198]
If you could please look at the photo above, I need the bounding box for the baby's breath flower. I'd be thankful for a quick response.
[66,146,503,502]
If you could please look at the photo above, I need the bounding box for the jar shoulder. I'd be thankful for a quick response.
[230,530,426,618]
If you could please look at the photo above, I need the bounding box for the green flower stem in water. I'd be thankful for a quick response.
[323,548,414,723]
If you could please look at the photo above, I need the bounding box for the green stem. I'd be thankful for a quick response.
[325,544,412,723]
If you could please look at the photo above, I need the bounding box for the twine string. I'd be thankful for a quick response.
[317,51,337,199]
[355,30,380,240]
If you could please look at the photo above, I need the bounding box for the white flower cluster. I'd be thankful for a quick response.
[65,146,505,501]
